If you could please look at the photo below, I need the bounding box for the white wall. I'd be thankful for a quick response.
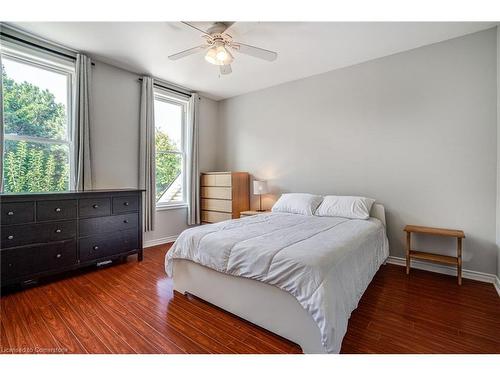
[92,62,140,189]
[91,61,219,246]
[217,28,498,275]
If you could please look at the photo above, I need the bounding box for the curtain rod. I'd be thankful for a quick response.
[137,78,191,98]
[0,31,95,66]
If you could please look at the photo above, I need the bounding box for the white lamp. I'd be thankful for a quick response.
[253,180,269,212]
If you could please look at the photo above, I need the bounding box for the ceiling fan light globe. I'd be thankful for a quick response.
[216,50,228,61]
[204,48,219,65]
[205,45,233,66]
[216,45,233,64]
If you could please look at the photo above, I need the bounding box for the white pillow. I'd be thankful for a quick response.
[271,193,323,216]
[315,195,375,220]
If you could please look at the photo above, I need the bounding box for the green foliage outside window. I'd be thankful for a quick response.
[2,65,69,192]
[155,129,182,201]
[3,140,69,193]
[3,68,66,139]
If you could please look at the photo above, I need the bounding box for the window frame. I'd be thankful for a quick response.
[1,43,76,192]
[153,88,189,210]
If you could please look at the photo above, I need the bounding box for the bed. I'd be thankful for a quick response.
[165,203,389,353]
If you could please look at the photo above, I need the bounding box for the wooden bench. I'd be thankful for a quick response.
[403,225,465,285]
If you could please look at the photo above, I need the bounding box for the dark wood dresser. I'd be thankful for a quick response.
[0,189,143,287]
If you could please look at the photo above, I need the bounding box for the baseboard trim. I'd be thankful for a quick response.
[495,276,500,297]
[387,256,499,296]
[144,235,178,248]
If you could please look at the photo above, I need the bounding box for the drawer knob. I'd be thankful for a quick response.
[55,229,62,233]
[123,219,129,224]
[8,263,13,268]
[93,245,99,251]
[93,204,99,208]
[56,253,62,259]
[7,235,14,240]
[124,202,129,206]
[7,211,14,216]
[55,208,62,212]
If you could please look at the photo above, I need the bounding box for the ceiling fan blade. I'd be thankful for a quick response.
[230,42,277,62]
[168,45,209,61]
[220,64,232,75]
[181,21,211,36]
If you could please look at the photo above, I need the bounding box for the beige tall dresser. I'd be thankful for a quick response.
[200,172,250,224]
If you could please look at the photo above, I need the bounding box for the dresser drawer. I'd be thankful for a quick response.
[79,198,111,218]
[79,229,139,262]
[1,220,77,249]
[201,173,232,187]
[1,225,36,248]
[1,245,38,282]
[1,201,35,225]
[43,220,77,242]
[37,200,77,221]
[201,210,232,223]
[112,195,139,214]
[38,240,77,272]
[201,187,232,200]
[79,214,138,237]
[201,199,232,213]
[1,240,77,282]
[201,174,216,186]
[215,174,232,187]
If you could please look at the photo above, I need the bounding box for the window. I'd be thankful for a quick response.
[1,44,74,193]
[154,89,188,208]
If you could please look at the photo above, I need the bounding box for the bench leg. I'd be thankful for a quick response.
[406,232,411,275]
[457,238,462,285]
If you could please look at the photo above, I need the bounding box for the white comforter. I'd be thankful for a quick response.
[165,212,389,353]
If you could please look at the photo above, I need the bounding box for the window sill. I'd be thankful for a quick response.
[156,203,188,211]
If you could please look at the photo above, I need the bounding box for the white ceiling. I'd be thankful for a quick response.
[11,22,497,100]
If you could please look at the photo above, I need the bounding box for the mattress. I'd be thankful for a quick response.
[165,212,389,353]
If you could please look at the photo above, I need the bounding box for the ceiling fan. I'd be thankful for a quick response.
[168,22,278,75]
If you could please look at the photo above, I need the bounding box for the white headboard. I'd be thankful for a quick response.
[370,203,386,227]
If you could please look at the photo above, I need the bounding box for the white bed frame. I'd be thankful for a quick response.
[172,204,386,354]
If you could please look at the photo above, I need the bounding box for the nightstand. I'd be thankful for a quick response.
[240,210,270,218]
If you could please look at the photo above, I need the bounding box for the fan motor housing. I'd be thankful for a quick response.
[207,22,231,35]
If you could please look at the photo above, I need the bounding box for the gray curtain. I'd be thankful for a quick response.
[186,93,200,225]
[73,54,93,190]
[139,76,156,232]
[0,54,4,193]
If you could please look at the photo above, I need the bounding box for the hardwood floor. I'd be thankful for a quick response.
[1,244,499,354]
[342,263,500,353]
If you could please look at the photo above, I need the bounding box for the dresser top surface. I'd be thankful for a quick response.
[201,171,249,175]
[0,188,144,199]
